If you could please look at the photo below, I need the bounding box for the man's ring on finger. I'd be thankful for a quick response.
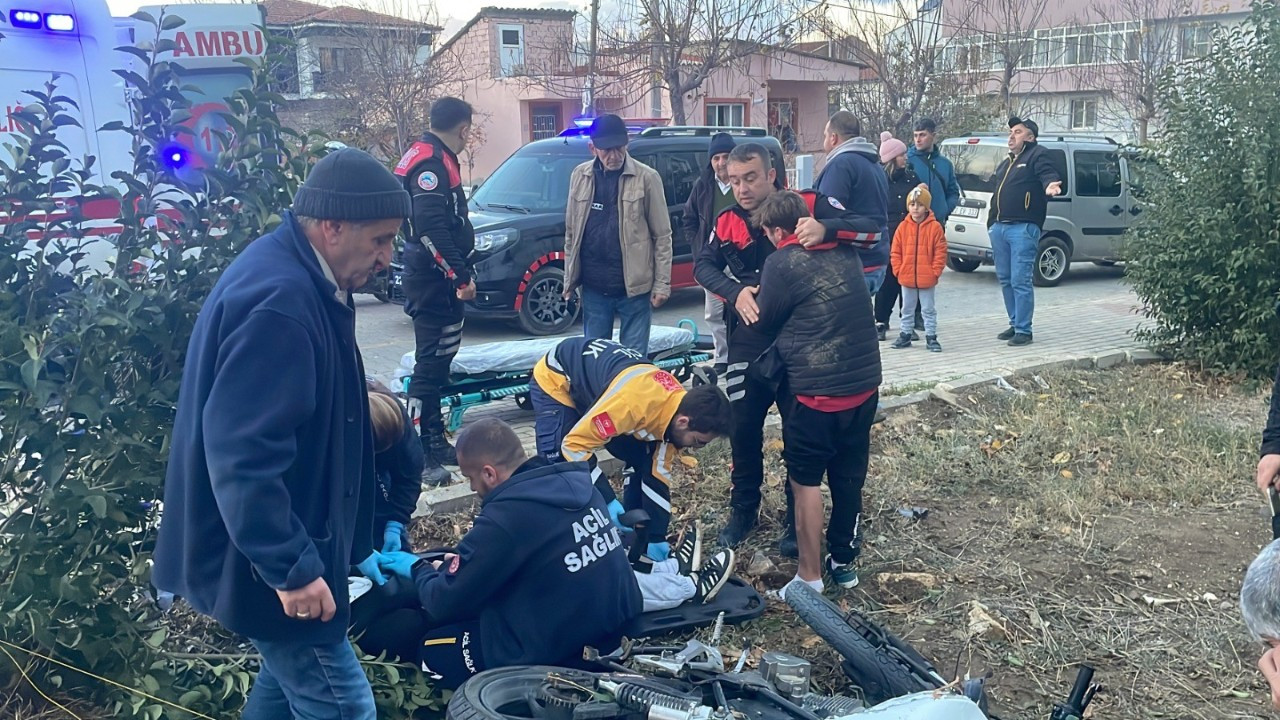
[296,611,310,618]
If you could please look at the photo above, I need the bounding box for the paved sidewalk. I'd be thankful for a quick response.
[412,288,1146,514]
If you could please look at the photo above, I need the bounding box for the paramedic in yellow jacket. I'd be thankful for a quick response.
[530,337,732,561]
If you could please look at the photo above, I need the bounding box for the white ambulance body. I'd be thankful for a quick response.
[0,0,265,271]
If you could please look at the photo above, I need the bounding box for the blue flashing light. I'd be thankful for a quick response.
[11,10,42,28]
[45,13,76,32]
[572,116,594,128]
[161,145,189,170]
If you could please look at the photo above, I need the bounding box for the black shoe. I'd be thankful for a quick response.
[422,462,452,487]
[876,323,887,342]
[890,333,912,349]
[910,330,920,341]
[691,549,735,603]
[427,433,457,466]
[926,335,942,353]
[717,507,757,547]
[996,327,1016,341]
[1008,333,1033,346]
[673,522,702,575]
[778,524,798,559]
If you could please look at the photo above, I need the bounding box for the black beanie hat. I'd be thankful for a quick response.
[293,148,411,221]
[708,132,736,158]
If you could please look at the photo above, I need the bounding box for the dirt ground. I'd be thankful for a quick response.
[414,364,1277,719]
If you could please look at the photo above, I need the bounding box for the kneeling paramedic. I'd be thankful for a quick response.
[529,337,733,562]
[369,419,643,689]
[749,191,882,594]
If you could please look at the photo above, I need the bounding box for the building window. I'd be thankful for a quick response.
[497,24,525,76]
[1026,22,1138,69]
[1070,98,1098,130]
[530,104,561,141]
[705,102,745,127]
[1181,23,1216,58]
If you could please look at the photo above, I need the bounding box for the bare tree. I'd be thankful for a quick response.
[317,1,473,156]
[1068,0,1199,142]
[820,0,994,138]
[952,0,1051,117]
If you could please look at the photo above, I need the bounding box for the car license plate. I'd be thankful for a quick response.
[953,206,979,218]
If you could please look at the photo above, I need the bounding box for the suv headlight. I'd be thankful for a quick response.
[474,228,519,253]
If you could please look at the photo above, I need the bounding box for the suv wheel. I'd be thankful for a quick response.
[1033,236,1071,287]
[515,265,579,335]
[948,257,981,273]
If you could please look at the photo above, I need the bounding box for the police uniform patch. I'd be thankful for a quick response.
[417,171,439,191]
[828,196,846,210]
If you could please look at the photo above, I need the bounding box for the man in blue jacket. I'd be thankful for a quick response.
[906,117,961,224]
[152,148,410,720]
[377,418,644,689]
[815,110,890,294]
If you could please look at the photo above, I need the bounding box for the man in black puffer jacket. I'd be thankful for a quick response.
[749,190,882,595]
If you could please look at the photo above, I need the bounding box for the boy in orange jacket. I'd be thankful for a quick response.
[889,185,947,352]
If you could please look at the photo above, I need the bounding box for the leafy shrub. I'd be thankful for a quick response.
[0,11,436,717]
[1125,0,1280,377]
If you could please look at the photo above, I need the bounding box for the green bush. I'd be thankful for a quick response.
[0,11,436,718]
[1125,0,1280,377]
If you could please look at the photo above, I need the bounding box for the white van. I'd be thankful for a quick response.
[0,0,264,272]
[940,134,1138,287]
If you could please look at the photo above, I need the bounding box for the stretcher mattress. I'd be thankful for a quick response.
[395,326,697,382]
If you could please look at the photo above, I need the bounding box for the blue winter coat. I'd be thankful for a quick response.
[815,137,890,273]
[153,211,376,644]
[906,146,961,222]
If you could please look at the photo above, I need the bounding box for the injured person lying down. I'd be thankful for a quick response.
[351,418,735,690]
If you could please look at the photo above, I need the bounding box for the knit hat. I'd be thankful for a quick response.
[907,183,932,210]
[879,131,908,163]
[708,132,736,158]
[293,148,411,221]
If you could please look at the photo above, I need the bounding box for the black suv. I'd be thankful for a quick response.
[462,126,785,335]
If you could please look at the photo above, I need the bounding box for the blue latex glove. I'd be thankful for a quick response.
[647,542,671,562]
[356,552,387,586]
[382,521,405,555]
[377,550,421,580]
[607,499,633,534]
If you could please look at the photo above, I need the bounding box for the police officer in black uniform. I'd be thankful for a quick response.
[393,97,476,484]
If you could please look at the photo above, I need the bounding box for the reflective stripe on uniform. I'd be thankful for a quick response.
[642,483,672,512]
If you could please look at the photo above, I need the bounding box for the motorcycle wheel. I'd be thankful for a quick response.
[784,582,941,705]
[447,666,573,720]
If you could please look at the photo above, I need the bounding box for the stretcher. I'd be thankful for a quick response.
[394,320,716,431]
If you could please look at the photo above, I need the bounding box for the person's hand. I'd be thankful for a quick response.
[647,542,671,562]
[795,217,826,247]
[651,292,669,308]
[607,499,633,534]
[431,552,460,572]
[377,550,422,580]
[1046,181,1063,197]
[735,286,760,325]
[456,281,476,301]
[382,521,405,555]
[276,577,337,621]
[356,552,387,586]
[406,398,423,432]
[1258,454,1280,495]
[1260,646,1280,709]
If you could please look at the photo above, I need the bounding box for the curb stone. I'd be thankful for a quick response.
[411,346,1155,520]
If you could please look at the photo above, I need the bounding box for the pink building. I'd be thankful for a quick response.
[436,8,866,184]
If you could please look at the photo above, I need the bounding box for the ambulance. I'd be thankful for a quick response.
[0,0,266,271]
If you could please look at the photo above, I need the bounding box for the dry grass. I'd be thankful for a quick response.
[412,364,1274,719]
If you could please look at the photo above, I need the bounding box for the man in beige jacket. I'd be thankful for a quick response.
[563,114,673,354]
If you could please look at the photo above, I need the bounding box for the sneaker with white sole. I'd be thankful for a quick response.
[825,554,859,589]
[673,522,702,575]
[691,548,735,603]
